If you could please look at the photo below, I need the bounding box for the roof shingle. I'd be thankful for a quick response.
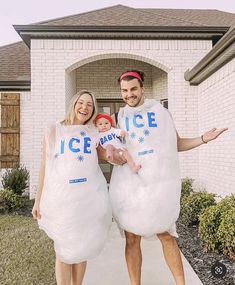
[0,41,30,82]
[1,5,235,87]
[38,5,235,27]
[142,8,235,27]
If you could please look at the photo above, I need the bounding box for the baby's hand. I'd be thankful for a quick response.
[120,130,128,137]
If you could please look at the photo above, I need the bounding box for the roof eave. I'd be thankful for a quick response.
[0,81,31,91]
[185,27,235,85]
[14,25,228,47]
[13,24,229,32]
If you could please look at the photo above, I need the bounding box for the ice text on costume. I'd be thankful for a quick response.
[125,112,157,131]
[60,136,92,154]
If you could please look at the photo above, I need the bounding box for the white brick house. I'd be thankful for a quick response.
[0,5,235,198]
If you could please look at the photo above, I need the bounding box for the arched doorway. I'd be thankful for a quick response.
[65,55,169,182]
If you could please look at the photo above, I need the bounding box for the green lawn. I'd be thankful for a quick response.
[0,215,56,285]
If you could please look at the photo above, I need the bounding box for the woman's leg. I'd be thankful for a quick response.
[55,257,72,285]
[71,262,87,285]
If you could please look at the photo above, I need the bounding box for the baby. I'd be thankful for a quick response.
[95,113,141,173]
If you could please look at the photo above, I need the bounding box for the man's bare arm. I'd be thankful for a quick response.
[177,127,228,152]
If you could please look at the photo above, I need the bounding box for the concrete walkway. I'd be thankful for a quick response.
[83,222,203,285]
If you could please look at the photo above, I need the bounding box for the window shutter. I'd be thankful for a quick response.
[0,93,20,168]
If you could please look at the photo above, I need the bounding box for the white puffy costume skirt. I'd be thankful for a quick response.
[109,99,181,238]
[38,123,112,263]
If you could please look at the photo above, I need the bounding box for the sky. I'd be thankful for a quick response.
[1,0,235,46]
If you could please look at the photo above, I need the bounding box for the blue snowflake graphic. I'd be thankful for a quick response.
[80,131,86,137]
[77,155,84,162]
[130,132,136,139]
[143,129,150,136]
[138,137,144,144]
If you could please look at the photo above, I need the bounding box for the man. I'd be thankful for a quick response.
[106,70,227,285]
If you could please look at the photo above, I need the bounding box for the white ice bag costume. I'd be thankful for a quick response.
[38,123,112,263]
[109,99,181,238]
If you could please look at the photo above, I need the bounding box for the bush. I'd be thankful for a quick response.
[0,188,29,214]
[217,208,235,259]
[199,194,235,258]
[180,191,216,226]
[181,177,194,201]
[217,194,235,208]
[1,165,29,195]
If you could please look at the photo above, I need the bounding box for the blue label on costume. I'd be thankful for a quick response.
[124,112,158,131]
[100,133,117,145]
[138,149,154,156]
[69,178,87,184]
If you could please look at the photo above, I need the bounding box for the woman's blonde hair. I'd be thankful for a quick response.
[63,90,98,125]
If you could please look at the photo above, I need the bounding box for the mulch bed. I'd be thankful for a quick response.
[176,220,234,285]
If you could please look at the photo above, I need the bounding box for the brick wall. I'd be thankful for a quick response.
[76,58,155,99]
[197,58,235,196]
[20,91,32,171]
[152,67,168,100]
[28,38,211,197]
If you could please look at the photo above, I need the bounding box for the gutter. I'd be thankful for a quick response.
[0,81,31,91]
[13,25,229,33]
[14,25,228,47]
[185,27,235,85]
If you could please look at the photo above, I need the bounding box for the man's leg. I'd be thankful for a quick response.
[157,232,185,285]
[125,231,142,285]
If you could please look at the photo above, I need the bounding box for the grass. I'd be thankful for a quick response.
[0,215,56,285]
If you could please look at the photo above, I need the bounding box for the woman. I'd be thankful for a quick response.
[32,90,112,285]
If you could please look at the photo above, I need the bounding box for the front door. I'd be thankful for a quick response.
[97,99,126,183]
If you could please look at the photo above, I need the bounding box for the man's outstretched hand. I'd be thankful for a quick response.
[202,128,228,143]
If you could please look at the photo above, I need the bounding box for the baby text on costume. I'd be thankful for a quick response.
[60,136,92,154]
[125,112,157,131]
[99,133,117,146]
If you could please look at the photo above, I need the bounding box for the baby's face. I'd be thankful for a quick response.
[96,118,111,132]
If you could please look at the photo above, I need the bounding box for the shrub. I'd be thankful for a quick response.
[199,194,235,258]
[0,188,28,213]
[217,194,235,208]
[181,177,194,201]
[1,164,29,196]
[217,208,235,259]
[180,191,216,226]
[199,205,223,252]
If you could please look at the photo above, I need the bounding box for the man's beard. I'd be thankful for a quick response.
[126,96,143,107]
